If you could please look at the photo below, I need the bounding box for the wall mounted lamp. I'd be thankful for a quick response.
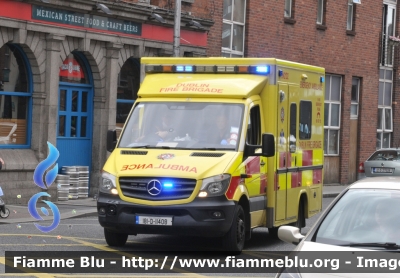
[149,13,166,24]
[95,3,113,15]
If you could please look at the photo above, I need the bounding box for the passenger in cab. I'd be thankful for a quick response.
[209,113,231,145]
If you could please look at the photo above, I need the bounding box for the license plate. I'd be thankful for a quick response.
[372,167,393,173]
[135,216,173,226]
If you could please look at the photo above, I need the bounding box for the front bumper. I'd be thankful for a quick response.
[97,193,236,237]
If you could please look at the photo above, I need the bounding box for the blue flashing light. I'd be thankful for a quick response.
[163,183,173,188]
[278,69,283,77]
[176,66,184,72]
[185,66,193,72]
[320,76,325,83]
[256,66,269,73]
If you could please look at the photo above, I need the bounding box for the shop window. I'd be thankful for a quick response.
[0,44,31,147]
[116,58,140,136]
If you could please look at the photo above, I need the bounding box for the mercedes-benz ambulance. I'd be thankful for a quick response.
[98,57,325,252]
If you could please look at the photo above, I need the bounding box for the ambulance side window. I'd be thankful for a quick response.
[247,106,261,145]
[289,103,297,152]
[299,101,312,139]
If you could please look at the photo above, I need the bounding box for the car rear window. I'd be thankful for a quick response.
[368,150,400,161]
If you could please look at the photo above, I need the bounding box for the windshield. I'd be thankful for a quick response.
[118,102,244,150]
[368,150,400,161]
[315,189,400,246]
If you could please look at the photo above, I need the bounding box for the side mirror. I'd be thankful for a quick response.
[244,133,275,157]
[277,226,305,245]
[261,133,275,157]
[106,129,117,152]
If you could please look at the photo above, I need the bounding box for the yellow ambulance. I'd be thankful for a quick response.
[98,57,325,252]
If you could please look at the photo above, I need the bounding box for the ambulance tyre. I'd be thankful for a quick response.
[293,201,305,232]
[222,205,245,253]
[104,228,128,247]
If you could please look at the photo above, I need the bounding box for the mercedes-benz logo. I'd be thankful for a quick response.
[147,180,162,196]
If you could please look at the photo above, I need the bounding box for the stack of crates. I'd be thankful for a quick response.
[56,174,70,201]
[77,166,89,198]
[60,166,79,199]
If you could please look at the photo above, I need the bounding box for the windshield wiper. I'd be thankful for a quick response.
[127,144,150,148]
[340,242,400,249]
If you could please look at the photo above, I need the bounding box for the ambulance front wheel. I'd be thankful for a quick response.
[222,204,245,253]
[292,201,305,232]
[104,228,128,247]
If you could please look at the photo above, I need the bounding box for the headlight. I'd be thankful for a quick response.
[198,174,231,197]
[100,171,118,195]
[275,267,302,278]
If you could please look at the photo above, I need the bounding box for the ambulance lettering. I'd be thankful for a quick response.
[121,164,197,173]
[159,83,223,93]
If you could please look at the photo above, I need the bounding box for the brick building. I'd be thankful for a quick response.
[206,0,396,185]
[0,0,398,204]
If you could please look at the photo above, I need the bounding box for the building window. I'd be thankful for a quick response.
[0,43,31,147]
[222,0,246,57]
[351,77,360,119]
[346,0,356,31]
[284,0,292,18]
[317,0,325,25]
[377,68,393,149]
[381,3,396,66]
[324,75,342,155]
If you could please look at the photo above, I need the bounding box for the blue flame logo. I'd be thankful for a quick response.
[28,142,61,232]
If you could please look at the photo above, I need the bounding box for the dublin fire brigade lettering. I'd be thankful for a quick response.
[159,83,223,93]
[121,164,197,173]
[299,141,322,149]
[300,81,323,91]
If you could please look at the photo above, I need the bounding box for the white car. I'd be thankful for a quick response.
[276,176,400,278]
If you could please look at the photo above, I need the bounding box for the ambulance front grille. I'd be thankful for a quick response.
[119,177,197,201]
[120,150,148,155]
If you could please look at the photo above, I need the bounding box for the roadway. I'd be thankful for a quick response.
[0,197,335,277]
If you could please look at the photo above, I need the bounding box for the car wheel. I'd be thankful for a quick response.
[104,228,128,247]
[222,205,246,253]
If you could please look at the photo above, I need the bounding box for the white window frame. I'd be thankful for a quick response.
[317,0,324,25]
[381,2,396,67]
[347,0,354,31]
[324,74,342,156]
[377,67,393,149]
[285,0,292,18]
[350,77,360,119]
[222,0,246,57]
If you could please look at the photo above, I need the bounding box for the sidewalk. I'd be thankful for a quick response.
[0,197,98,224]
[0,185,348,224]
